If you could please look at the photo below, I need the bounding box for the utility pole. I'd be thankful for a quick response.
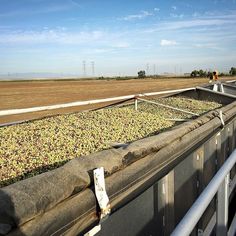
[91,61,95,77]
[82,60,86,77]
[153,64,156,75]
[146,63,149,76]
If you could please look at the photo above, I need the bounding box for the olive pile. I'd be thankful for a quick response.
[0,97,221,187]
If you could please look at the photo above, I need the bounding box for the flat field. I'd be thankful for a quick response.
[0,77,233,123]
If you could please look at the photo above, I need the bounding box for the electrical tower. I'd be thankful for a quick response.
[91,61,95,77]
[82,60,86,77]
[146,63,149,75]
[153,64,156,75]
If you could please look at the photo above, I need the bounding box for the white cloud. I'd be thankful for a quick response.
[112,42,130,48]
[0,1,80,17]
[69,0,80,7]
[192,43,223,50]
[154,8,160,12]
[0,29,105,44]
[145,17,236,33]
[172,6,177,11]
[192,12,200,17]
[160,39,177,46]
[170,13,184,19]
[120,11,153,21]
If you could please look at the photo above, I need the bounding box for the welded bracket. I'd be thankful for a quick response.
[94,167,111,221]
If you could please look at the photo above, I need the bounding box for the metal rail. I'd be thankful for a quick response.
[196,86,236,98]
[137,97,199,116]
[171,149,236,236]
[0,88,195,116]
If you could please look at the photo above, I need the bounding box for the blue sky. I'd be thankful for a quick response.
[0,0,236,77]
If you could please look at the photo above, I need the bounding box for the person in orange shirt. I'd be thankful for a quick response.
[213,70,218,81]
[208,70,219,83]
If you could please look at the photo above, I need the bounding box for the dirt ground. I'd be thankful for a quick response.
[0,77,234,124]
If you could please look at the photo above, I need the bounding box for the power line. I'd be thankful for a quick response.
[82,60,86,77]
[146,63,149,75]
[153,64,156,75]
[91,61,95,76]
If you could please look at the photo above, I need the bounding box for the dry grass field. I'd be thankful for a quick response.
[0,77,233,124]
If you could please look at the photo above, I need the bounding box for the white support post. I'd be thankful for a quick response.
[216,173,229,236]
[213,84,218,92]
[220,84,225,93]
[135,98,138,111]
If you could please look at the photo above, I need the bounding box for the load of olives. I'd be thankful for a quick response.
[0,97,221,187]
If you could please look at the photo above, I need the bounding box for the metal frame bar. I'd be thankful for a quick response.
[137,97,199,116]
[196,86,236,99]
[171,149,236,236]
[0,87,195,116]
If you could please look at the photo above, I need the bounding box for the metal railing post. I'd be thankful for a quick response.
[216,173,229,236]
[171,149,236,236]
[220,84,225,93]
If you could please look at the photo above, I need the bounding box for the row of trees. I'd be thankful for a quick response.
[190,67,236,77]
[230,67,236,75]
[137,67,236,79]
[190,70,209,77]
[137,70,146,78]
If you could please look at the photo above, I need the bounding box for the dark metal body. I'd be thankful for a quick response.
[2,86,236,236]
[95,121,236,236]
[93,88,236,236]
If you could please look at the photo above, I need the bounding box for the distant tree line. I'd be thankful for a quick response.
[229,67,236,76]
[97,67,236,80]
[190,67,236,78]
[190,69,208,77]
[137,70,146,78]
